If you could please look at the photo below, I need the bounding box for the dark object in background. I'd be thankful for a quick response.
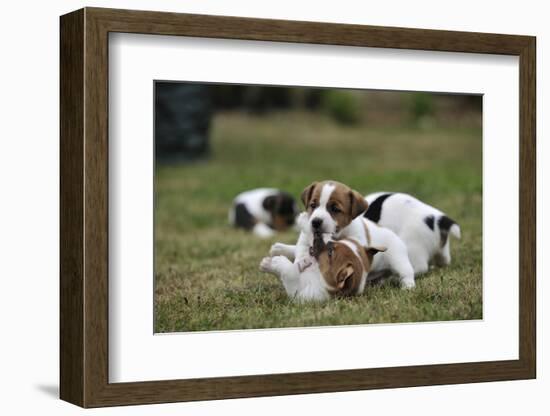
[155,83,212,162]
[209,84,323,113]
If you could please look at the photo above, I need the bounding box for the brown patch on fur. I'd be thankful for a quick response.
[316,237,387,297]
[271,214,289,231]
[317,241,363,296]
[301,181,318,209]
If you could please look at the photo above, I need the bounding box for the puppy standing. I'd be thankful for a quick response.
[365,192,461,275]
[271,181,415,288]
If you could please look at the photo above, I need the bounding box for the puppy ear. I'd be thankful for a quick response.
[364,246,387,263]
[336,264,354,289]
[301,182,317,208]
[349,190,368,218]
[262,195,277,212]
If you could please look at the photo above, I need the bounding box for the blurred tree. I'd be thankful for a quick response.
[409,92,435,126]
[208,85,324,112]
[321,90,362,125]
[155,83,212,162]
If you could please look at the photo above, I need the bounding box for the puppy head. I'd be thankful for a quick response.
[263,192,298,231]
[301,180,368,235]
[315,239,386,297]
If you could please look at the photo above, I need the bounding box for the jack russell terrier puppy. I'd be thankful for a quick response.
[229,188,298,238]
[364,192,461,275]
[260,213,386,301]
[269,181,416,289]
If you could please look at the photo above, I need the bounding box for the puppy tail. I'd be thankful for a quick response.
[438,215,460,246]
[449,223,461,240]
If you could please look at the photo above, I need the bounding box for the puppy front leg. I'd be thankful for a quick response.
[269,243,297,260]
[252,223,275,238]
[390,252,416,289]
[259,256,300,297]
[378,233,416,289]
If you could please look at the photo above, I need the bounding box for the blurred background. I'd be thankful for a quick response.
[154,82,482,333]
[155,82,481,162]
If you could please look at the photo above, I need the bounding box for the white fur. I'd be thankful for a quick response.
[260,213,331,302]
[252,223,276,239]
[365,192,461,275]
[362,218,415,289]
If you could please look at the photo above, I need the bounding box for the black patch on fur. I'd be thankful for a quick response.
[277,192,298,218]
[424,215,435,230]
[364,193,394,223]
[262,195,277,212]
[437,215,456,247]
[233,203,255,230]
[263,192,298,226]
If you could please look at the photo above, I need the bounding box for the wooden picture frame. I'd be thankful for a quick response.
[60,7,536,408]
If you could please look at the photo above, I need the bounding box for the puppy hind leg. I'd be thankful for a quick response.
[260,256,300,297]
[407,245,430,276]
[259,256,279,276]
[434,241,452,267]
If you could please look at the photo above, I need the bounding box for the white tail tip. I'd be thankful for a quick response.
[450,224,461,239]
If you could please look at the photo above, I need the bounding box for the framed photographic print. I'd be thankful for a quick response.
[60,7,536,408]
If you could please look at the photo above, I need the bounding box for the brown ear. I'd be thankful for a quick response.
[336,264,354,289]
[364,246,387,263]
[301,182,317,208]
[349,190,368,218]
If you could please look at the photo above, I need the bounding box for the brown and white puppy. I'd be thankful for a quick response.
[260,213,385,301]
[270,181,416,289]
[314,236,384,297]
[229,188,298,238]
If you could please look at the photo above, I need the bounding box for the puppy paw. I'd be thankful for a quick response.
[259,257,274,273]
[269,243,287,257]
[400,279,416,290]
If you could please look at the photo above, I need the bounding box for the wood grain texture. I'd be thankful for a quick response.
[59,8,84,407]
[518,38,536,375]
[59,7,537,408]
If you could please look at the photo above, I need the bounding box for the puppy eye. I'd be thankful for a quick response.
[309,202,317,209]
[330,204,341,213]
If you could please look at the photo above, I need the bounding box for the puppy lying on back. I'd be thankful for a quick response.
[229,188,298,238]
[270,181,416,288]
[260,213,384,301]
[365,192,461,275]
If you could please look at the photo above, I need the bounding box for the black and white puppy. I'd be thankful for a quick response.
[229,188,298,238]
[365,192,461,275]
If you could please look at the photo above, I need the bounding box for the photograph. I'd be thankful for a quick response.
[154,81,482,333]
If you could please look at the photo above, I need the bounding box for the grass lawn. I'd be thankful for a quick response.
[154,111,482,332]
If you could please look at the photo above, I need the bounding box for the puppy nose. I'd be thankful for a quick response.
[312,218,323,229]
